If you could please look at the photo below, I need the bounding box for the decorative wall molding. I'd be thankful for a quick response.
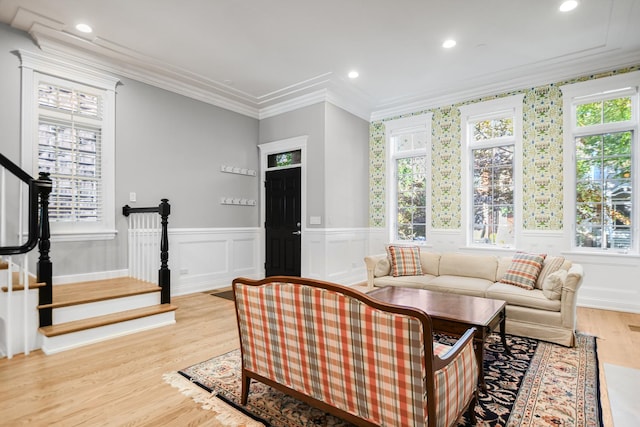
[50,226,640,313]
[303,228,369,285]
[168,227,262,295]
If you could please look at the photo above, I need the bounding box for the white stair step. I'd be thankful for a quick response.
[39,304,177,355]
[53,292,161,323]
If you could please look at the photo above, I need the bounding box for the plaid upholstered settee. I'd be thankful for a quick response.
[232,276,478,427]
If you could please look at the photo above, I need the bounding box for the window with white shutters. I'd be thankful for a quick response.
[37,82,104,223]
[19,50,119,241]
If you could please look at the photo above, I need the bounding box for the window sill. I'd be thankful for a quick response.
[460,245,516,254]
[50,230,118,242]
[389,241,433,248]
[561,249,640,260]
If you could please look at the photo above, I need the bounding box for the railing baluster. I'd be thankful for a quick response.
[1,168,5,246]
[22,254,29,356]
[122,200,171,303]
[7,256,13,359]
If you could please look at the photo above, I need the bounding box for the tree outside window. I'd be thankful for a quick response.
[396,156,426,241]
[574,97,633,249]
[470,116,515,247]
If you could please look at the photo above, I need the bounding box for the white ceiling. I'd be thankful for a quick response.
[1,0,640,120]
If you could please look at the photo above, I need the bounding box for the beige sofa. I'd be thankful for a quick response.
[364,251,584,347]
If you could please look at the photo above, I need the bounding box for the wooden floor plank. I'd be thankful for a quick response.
[0,292,636,426]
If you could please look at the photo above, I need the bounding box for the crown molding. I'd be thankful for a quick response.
[370,49,640,122]
[10,8,371,121]
[258,90,327,120]
[12,5,638,125]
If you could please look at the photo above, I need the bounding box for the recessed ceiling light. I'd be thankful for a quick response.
[75,23,93,33]
[442,39,457,49]
[348,71,359,79]
[559,1,578,12]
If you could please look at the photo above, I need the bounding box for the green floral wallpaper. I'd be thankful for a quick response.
[369,65,640,230]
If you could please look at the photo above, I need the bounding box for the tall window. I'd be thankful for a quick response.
[385,114,432,242]
[460,95,523,248]
[19,50,119,240]
[38,79,103,223]
[563,72,639,253]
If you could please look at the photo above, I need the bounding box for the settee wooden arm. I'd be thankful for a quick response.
[432,327,476,371]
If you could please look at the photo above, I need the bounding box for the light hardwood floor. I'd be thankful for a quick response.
[0,291,638,426]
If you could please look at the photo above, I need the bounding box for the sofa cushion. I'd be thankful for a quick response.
[419,251,441,276]
[500,252,546,290]
[486,282,561,312]
[424,275,493,298]
[374,257,391,277]
[373,274,437,289]
[438,253,498,282]
[542,269,567,300]
[536,256,565,289]
[496,256,513,282]
[387,245,423,277]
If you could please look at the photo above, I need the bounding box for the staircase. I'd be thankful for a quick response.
[38,277,177,354]
[1,153,176,358]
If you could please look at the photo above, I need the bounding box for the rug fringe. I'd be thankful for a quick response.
[162,372,264,427]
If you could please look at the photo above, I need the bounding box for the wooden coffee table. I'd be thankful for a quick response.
[368,287,510,390]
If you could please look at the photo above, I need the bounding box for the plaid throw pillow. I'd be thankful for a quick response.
[500,252,546,290]
[387,245,423,277]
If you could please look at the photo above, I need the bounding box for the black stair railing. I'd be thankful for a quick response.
[0,153,54,327]
[122,199,171,304]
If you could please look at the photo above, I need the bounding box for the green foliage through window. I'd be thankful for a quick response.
[472,146,514,245]
[576,97,631,127]
[472,118,513,141]
[396,156,427,241]
[575,131,632,249]
[267,150,301,168]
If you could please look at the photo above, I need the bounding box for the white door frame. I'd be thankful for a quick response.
[258,135,308,276]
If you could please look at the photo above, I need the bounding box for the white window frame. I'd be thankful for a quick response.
[19,50,119,241]
[459,94,524,249]
[385,113,433,244]
[562,71,640,255]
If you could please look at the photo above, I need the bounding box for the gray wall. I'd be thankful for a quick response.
[115,77,260,228]
[324,103,370,228]
[0,23,260,276]
[258,103,326,228]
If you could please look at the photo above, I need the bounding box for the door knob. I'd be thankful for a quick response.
[292,231,301,235]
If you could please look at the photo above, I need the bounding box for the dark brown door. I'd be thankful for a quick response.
[265,168,301,276]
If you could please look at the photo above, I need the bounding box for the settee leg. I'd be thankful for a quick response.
[241,371,251,405]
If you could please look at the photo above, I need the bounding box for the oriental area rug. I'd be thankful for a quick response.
[163,334,602,427]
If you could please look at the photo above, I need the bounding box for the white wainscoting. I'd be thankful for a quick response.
[303,228,369,285]
[562,251,640,314]
[50,226,639,313]
[168,227,262,295]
